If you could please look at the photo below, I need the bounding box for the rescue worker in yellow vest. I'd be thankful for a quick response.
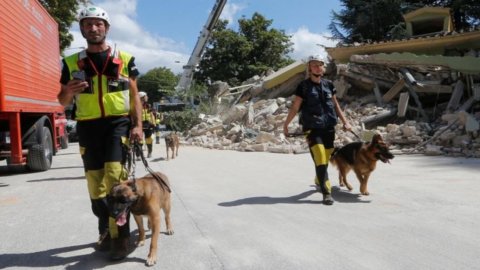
[153,108,163,144]
[57,6,143,260]
[138,92,156,158]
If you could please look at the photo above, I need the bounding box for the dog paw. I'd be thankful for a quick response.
[135,240,145,247]
[166,229,174,235]
[146,256,157,266]
[346,185,353,191]
[361,191,370,196]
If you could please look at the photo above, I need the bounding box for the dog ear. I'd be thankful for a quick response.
[123,179,135,187]
[371,133,382,143]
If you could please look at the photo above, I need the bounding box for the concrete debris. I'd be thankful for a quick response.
[181,48,480,158]
[183,96,480,158]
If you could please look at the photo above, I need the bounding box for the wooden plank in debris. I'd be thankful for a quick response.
[361,109,397,127]
[446,80,465,112]
[413,84,452,94]
[382,78,405,103]
[373,82,383,106]
[397,92,409,117]
[400,68,429,121]
[458,96,476,112]
[343,72,375,85]
[405,83,429,121]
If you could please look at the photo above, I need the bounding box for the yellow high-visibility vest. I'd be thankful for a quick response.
[64,48,132,120]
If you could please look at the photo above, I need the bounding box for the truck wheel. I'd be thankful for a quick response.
[60,135,68,149]
[27,127,53,171]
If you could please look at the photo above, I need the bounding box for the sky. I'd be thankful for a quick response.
[67,0,343,75]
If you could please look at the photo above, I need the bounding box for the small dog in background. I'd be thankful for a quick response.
[330,133,394,195]
[109,172,173,266]
[165,132,179,160]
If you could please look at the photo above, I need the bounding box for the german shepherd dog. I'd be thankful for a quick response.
[109,172,173,266]
[330,133,394,195]
[165,132,179,160]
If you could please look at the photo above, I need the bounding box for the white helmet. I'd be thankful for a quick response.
[79,6,110,25]
[139,91,147,100]
[307,55,326,64]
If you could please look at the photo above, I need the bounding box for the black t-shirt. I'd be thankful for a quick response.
[295,78,336,99]
[295,78,338,130]
[60,49,139,85]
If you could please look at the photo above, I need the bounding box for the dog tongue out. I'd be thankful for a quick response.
[116,212,127,226]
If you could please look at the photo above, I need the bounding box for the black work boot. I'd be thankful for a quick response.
[91,199,110,251]
[147,144,153,158]
[322,194,334,205]
[110,237,130,260]
[94,230,111,252]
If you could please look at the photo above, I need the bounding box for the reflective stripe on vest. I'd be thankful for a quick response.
[64,49,132,120]
[142,109,152,122]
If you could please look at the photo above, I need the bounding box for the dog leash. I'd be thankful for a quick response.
[133,141,171,193]
[349,130,363,141]
[122,142,138,192]
[286,132,304,138]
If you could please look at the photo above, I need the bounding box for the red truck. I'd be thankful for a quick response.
[0,0,68,171]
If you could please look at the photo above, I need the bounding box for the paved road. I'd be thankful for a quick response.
[1,142,479,270]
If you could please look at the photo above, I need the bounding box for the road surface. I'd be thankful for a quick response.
[1,142,479,270]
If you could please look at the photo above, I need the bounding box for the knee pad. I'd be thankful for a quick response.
[86,169,106,199]
[310,144,328,166]
[104,162,127,191]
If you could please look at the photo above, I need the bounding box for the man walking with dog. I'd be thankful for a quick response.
[283,55,351,205]
[57,6,143,260]
[138,91,156,158]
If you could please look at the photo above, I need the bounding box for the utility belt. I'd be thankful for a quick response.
[142,120,154,130]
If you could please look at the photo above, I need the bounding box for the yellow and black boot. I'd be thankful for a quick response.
[147,144,153,158]
[109,214,131,260]
[110,236,130,260]
[91,198,111,251]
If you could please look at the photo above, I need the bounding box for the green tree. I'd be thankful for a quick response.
[329,0,480,43]
[195,13,294,86]
[137,67,178,103]
[39,0,89,52]
[329,0,405,43]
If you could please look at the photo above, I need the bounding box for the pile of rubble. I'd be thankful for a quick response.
[182,96,480,158]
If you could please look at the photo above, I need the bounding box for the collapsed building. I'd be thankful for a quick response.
[184,7,480,158]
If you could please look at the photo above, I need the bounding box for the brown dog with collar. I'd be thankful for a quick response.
[109,172,173,266]
[330,133,394,195]
[165,132,179,160]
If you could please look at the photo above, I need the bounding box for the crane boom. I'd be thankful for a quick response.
[176,0,227,92]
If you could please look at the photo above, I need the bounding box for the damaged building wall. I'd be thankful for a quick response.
[181,6,480,158]
[181,57,480,158]
[183,94,480,157]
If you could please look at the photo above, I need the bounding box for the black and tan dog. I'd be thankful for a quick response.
[330,133,394,195]
[109,172,173,266]
[165,132,179,160]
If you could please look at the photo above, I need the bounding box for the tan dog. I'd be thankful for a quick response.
[109,172,173,266]
[165,132,179,160]
[330,134,394,195]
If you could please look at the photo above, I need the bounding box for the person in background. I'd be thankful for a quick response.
[283,55,352,205]
[138,92,156,158]
[153,108,163,144]
[57,5,142,260]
